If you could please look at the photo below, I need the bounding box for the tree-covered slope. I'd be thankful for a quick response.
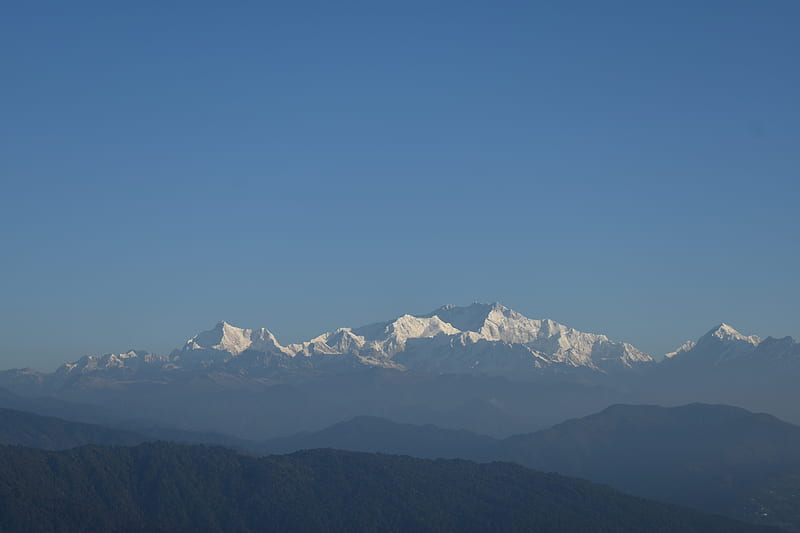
[0,442,777,533]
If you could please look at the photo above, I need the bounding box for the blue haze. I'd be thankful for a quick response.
[0,1,798,369]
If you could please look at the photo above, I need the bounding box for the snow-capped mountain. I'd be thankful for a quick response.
[663,323,762,365]
[2,307,799,438]
[286,314,462,367]
[643,324,800,427]
[152,302,653,377]
[174,321,291,361]
[55,351,171,377]
[21,304,800,397]
[664,340,696,359]
[425,303,651,370]
[38,303,654,385]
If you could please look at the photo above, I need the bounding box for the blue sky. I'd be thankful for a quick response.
[1,1,798,369]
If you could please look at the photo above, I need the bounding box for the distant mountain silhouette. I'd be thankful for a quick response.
[501,403,800,531]
[2,313,798,443]
[0,442,777,533]
[263,415,498,459]
[641,326,800,425]
[0,407,145,449]
[0,393,259,452]
[3,399,800,530]
[256,403,800,531]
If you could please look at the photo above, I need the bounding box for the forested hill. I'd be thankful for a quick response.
[0,442,779,533]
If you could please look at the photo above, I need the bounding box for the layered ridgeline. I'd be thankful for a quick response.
[172,302,651,374]
[640,323,800,421]
[0,402,797,531]
[0,442,779,533]
[662,322,799,372]
[3,306,797,393]
[259,404,800,532]
[1,305,797,439]
[2,303,654,391]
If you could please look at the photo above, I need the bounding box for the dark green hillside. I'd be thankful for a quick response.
[0,442,776,533]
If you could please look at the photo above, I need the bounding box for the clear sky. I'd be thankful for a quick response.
[1,1,798,370]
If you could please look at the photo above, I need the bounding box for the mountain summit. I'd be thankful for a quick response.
[186,303,653,375]
[700,323,761,347]
[176,321,288,359]
[32,306,799,396]
[40,303,654,385]
[665,323,763,364]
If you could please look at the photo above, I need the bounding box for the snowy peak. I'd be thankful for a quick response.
[180,321,287,357]
[426,302,546,343]
[702,323,761,346]
[424,302,652,369]
[665,340,696,359]
[480,304,548,344]
[288,314,460,360]
[425,302,499,333]
[49,303,657,382]
[387,314,460,342]
[666,323,762,365]
[56,350,169,376]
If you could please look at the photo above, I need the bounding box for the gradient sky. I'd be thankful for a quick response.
[1,1,798,370]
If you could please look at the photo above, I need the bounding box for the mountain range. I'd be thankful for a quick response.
[0,302,797,438]
[7,302,797,389]
[1,402,798,531]
[249,403,800,532]
[0,441,777,533]
[11,303,654,389]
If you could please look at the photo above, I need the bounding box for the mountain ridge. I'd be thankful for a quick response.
[261,403,800,532]
[1,305,798,441]
[4,303,662,388]
[0,441,777,533]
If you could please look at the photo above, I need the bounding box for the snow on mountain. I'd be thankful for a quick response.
[287,315,461,360]
[665,340,696,359]
[694,323,761,363]
[278,303,652,374]
[56,350,170,376]
[704,323,761,347]
[175,321,290,359]
[424,302,652,370]
[44,303,656,382]
[663,323,763,365]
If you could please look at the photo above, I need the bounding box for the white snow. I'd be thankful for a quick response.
[181,321,290,357]
[708,323,761,346]
[665,340,696,359]
[59,303,657,379]
[276,302,651,373]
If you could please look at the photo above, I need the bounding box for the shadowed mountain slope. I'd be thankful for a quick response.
[259,403,800,531]
[0,402,260,453]
[2,400,799,530]
[0,407,145,449]
[262,415,498,458]
[499,403,800,531]
[0,442,778,533]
